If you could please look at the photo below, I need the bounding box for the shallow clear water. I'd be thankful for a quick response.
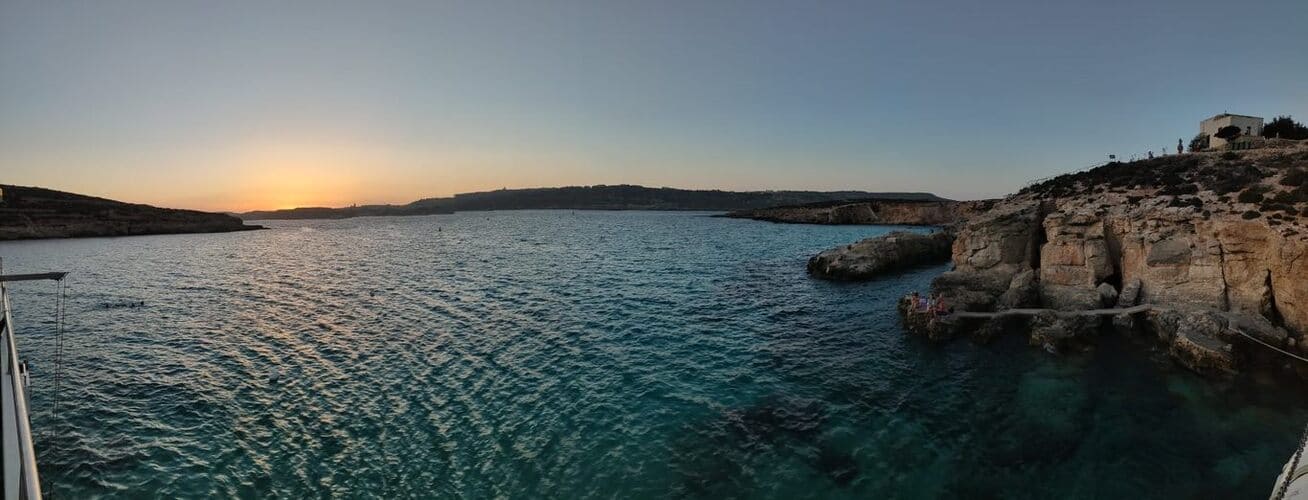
[0,210,1304,498]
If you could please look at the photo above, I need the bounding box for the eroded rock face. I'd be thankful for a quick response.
[935,200,1046,311]
[807,231,954,280]
[951,200,1044,273]
[997,269,1038,309]
[1142,307,1290,375]
[907,144,1308,377]
[1169,327,1237,375]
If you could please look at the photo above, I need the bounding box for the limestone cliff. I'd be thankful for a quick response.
[726,199,994,226]
[922,142,1308,376]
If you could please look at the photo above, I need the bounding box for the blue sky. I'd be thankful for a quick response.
[2,0,1306,210]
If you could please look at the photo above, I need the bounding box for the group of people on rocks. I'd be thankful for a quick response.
[908,291,950,317]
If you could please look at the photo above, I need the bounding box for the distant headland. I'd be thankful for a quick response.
[238,185,950,220]
[0,183,953,240]
[0,184,262,240]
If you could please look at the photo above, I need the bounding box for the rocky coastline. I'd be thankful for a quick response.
[0,185,262,240]
[819,141,1308,379]
[242,186,948,220]
[726,198,994,226]
[807,230,954,280]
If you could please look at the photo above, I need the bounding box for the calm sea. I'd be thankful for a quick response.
[0,210,1304,498]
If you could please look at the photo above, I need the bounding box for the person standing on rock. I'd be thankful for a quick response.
[1178,138,1184,154]
[932,295,949,316]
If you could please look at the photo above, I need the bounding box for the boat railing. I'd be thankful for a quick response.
[1,277,43,499]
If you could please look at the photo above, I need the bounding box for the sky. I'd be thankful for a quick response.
[2,0,1306,211]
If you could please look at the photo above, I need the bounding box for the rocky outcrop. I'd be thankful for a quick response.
[727,199,994,226]
[808,231,953,280]
[932,199,1046,311]
[897,142,1308,378]
[0,185,262,240]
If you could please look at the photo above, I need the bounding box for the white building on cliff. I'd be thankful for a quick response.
[1200,113,1263,149]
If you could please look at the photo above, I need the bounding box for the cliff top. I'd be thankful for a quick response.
[1014,140,1308,241]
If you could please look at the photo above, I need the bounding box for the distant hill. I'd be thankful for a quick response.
[0,184,262,240]
[240,185,950,220]
[236,202,454,221]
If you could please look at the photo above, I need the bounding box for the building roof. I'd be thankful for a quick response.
[1205,113,1263,121]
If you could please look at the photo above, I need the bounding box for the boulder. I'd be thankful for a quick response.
[932,268,1017,312]
[996,268,1038,309]
[1116,279,1142,308]
[1146,308,1183,343]
[1169,328,1237,375]
[1097,283,1119,307]
[1143,307,1291,375]
[1028,313,1097,354]
[808,231,954,280]
[1226,313,1289,348]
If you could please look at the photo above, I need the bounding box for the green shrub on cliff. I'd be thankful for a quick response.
[1241,210,1262,219]
[1261,201,1295,214]
[1262,115,1308,140]
[1269,188,1308,205]
[1237,186,1269,204]
[1160,182,1199,196]
[1282,169,1307,187]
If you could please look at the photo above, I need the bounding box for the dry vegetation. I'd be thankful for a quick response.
[1017,142,1308,235]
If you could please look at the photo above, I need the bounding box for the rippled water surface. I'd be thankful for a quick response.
[1,210,1305,498]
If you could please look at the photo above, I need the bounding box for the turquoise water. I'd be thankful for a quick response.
[0,210,1304,498]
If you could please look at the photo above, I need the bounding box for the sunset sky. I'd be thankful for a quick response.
[2,0,1306,212]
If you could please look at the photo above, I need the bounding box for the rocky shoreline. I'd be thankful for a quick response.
[726,199,994,226]
[818,141,1308,379]
[242,186,949,220]
[807,230,954,280]
[0,184,263,240]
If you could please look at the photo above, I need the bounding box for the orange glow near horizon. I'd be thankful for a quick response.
[220,139,379,212]
[5,133,952,213]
